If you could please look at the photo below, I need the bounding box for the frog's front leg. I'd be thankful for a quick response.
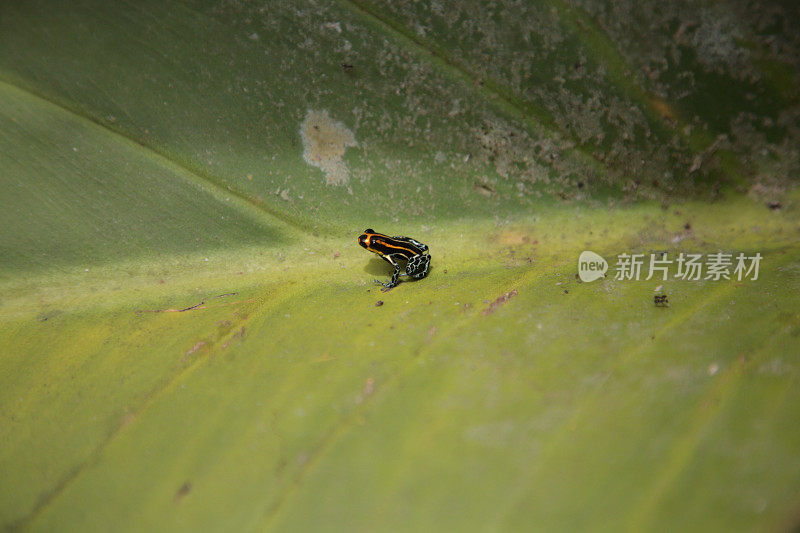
[374,254,402,291]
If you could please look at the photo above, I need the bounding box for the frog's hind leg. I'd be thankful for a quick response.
[406,253,431,280]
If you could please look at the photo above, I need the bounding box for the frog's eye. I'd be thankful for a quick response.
[365,228,374,233]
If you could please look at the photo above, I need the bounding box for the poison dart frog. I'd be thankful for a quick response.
[358,229,431,291]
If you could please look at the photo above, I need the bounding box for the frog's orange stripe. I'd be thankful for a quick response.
[378,241,417,254]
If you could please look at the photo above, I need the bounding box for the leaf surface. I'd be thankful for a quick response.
[1,1,799,531]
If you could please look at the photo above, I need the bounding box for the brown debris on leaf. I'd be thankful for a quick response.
[174,482,192,503]
[185,341,206,356]
[482,289,518,316]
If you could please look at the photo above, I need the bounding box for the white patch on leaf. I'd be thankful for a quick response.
[300,109,358,186]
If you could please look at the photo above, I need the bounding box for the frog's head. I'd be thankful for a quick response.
[358,229,376,250]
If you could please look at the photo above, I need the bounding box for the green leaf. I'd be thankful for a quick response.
[1,1,799,531]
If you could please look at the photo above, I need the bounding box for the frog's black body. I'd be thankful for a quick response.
[358,229,431,291]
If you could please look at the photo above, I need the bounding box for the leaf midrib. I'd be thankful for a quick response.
[0,77,309,239]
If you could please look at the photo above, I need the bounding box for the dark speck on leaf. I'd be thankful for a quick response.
[475,181,496,196]
[174,482,192,503]
[375,300,384,307]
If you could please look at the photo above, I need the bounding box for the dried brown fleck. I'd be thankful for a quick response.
[174,482,192,503]
[482,289,518,316]
[185,341,206,356]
